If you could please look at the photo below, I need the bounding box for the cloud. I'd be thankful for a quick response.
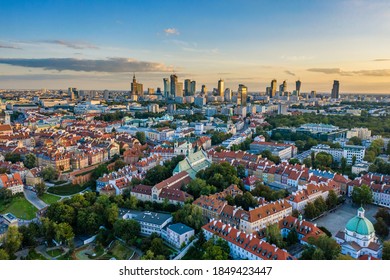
[164,28,180,36]
[373,58,390,62]
[40,40,99,50]
[0,44,21,49]
[284,70,295,76]
[281,55,314,61]
[0,57,174,73]
[307,67,390,77]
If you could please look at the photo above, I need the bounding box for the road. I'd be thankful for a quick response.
[24,189,48,210]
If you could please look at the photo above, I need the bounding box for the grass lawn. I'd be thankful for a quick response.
[26,249,47,260]
[99,240,134,260]
[40,193,61,205]
[47,184,87,196]
[0,196,37,219]
[47,248,64,258]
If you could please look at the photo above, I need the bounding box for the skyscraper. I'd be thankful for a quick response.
[218,79,224,97]
[176,82,183,97]
[184,79,191,96]
[331,80,340,99]
[270,79,277,98]
[170,74,178,97]
[224,88,232,102]
[131,74,143,96]
[295,80,301,96]
[279,80,287,94]
[238,84,247,106]
[163,78,170,98]
[201,85,207,94]
[190,80,196,95]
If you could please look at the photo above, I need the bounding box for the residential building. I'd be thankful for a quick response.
[162,223,195,249]
[122,210,173,236]
[0,173,23,194]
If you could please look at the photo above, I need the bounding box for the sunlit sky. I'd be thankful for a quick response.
[1,0,390,93]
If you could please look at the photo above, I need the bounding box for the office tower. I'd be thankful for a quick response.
[331,80,340,99]
[238,84,247,106]
[190,80,196,95]
[224,88,232,102]
[147,88,155,95]
[270,79,277,98]
[184,79,191,96]
[68,87,75,100]
[176,82,183,97]
[163,78,170,98]
[201,84,207,94]
[218,79,224,97]
[279,80,287,94]
[170,74,178,97]
[311,90,317,98]
[103,90,109,100]
[296,80,301,96]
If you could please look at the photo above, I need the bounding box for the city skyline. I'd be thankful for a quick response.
[1,0,390,93]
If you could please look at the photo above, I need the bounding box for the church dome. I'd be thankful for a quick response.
[345,207,374,236]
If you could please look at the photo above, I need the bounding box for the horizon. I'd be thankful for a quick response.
[1,0,390,93]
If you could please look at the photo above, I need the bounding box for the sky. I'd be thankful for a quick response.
[1,0,390,93]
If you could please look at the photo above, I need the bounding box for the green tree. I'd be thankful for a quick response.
[202,238,230,260]
[266,224,285,248]
[4,226,23,256]
[315,152,333,169]
[351,185,373,206]
[18,222,41,247]
[326,190,338,210]
[374,217,389,238]
[150,237,169,257]
[303,157,312,168]
[347,136,362,146]
[113,219,140,245]
[54,222,75,246]
[4,153,21,163]
[341,157,347,174]
[114,160,126,171]
[24,153,38,169]
[141,250,165,260]
[375,208,390,226]
[304,202,319,219]
[35,182,46,197]
[301,235,341,260]
[314,197,327,213]
[91,164,109,181]
[237,164,246,179]
[0,249,9,260]
[135,131,146,145]
[286,227,299,246]
[289,158,300,165]
[234,192,258,211]
[173,204,205,231]
[382,241,390,260]
[41,166,57,181]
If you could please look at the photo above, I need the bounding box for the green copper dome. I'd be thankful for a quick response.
[345,207,374,236]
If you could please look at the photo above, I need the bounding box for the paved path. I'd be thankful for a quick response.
[24,189,47,210]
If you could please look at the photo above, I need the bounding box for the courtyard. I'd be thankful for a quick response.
[314,201,380,236]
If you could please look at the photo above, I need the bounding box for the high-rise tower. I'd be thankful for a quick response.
[331,80,340,99]
[218,79,224,97]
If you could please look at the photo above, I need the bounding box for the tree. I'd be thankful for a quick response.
[202,238,230,260]
[19,222,41,247]
[234,192,258,211]
[304,202,319,219]
[303,157,312,168]
[375,208,390,226]
[236,164,246,179]
[315,152,333,169]
[351,185,373,206]
[173,204,205,231]
[150,237,169,257]
[185,178,216,199]
[266,224,285,248]
[341,157,347,174]
[135,131,146,145]
[54,222,74,246]
[91,164,109,181]
[352,155,357,166]
[326,190,338,210]
[113,219,140,245]
[41,166,57,181]
[35,182,46,197]
[46,202,76,225]
[114,160,126,171]
[347,136,362,146]
[0,249,9,260]
[318,226,332,237]
[314,197,327,213]
[141,250,165,260]
[4,153,21,163]
[286,227,299,246]
[301,235,341,260]
[289,158,300,165]
[24,153,38,169]
[4,226,23,256]
[383,241,390,260]
[374,217,389,238]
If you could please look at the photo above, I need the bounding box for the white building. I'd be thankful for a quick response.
[122,210,173,236]
[162,223,195,249]
[335,207,382,259]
